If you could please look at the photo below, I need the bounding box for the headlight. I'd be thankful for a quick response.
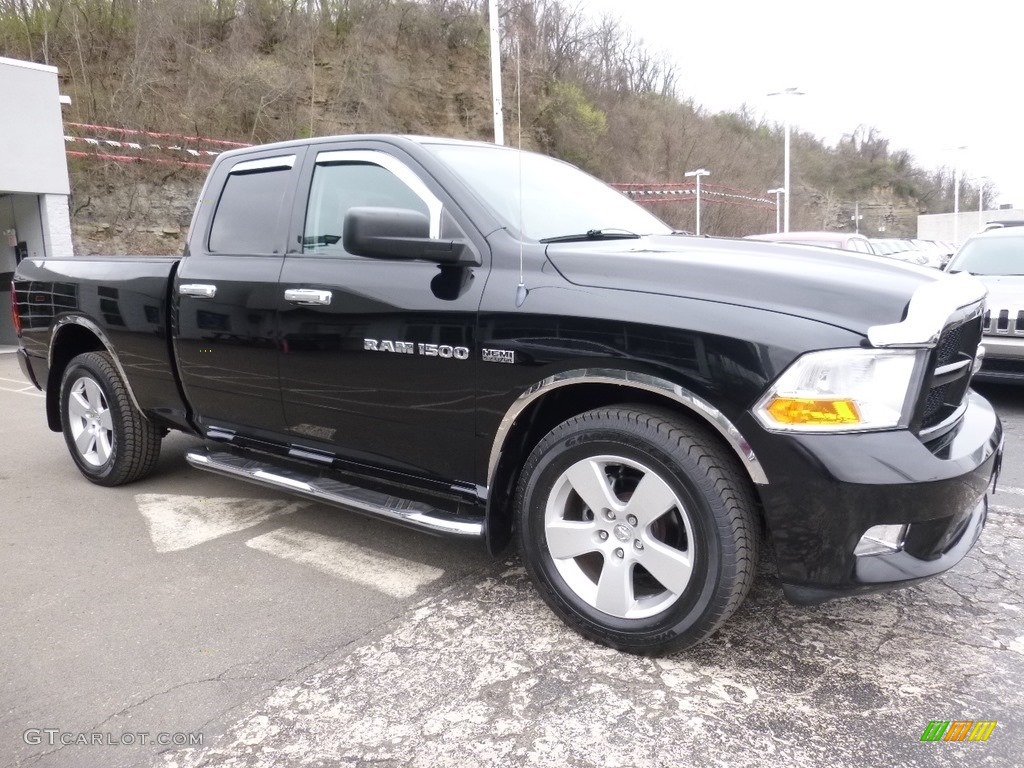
[754,348,922,432]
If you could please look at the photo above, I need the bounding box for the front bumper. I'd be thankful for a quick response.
[745,390,1002,605]
[973,336,1024,383]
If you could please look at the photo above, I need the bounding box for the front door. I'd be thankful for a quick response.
[276,145,486,482]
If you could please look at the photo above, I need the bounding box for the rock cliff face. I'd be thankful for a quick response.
[69,166,202,256]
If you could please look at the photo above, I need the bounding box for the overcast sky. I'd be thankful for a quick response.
[575,0,1022,209]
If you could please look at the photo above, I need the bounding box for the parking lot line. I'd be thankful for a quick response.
[0,375,44,397]
[135,493,306,552]
[0,386,43,397]
[246,527,444,599]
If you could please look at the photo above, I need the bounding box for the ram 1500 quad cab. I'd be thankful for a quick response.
[12,135,1003,654]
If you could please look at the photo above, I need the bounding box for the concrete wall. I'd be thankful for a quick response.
[41,194,74,258]
[0,57,70,196]
[917,209,1024,246]
[0,56,74,343]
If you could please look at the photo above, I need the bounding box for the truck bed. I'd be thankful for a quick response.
[14,255,190,431]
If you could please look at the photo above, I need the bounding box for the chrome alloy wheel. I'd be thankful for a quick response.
[544,455,695,620]
[67,376,114,467]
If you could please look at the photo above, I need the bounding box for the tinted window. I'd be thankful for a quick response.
[304,162,429,256]
[209,168,291,254]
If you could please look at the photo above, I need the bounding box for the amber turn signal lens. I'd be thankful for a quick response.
[765,397,861,425]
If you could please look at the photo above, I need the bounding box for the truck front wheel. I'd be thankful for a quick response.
[59,351,162,486]
[516,406,758,655]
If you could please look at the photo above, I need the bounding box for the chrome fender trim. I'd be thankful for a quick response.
[487,368,768,487]
[49,315,149,420]
[868,272,987,348]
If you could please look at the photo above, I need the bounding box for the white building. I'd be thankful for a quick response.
[917,208,1024,247]
[0,56,73,346]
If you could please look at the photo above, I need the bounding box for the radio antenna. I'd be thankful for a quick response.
[514,36,528,308]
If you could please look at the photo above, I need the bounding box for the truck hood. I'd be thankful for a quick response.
[973,274,1024,309]
[545,235,943,334]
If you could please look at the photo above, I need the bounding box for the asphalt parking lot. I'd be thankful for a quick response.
[1,351,1022,768]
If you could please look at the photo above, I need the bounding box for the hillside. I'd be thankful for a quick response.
[0,0,984,252]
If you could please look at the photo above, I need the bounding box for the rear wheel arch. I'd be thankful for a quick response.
[46,322,105,431]
[46,318,150,433]
[484,371,766,554]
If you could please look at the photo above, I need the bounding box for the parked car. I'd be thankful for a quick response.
[981,220,1024,232]
[12,134,1002,654]
[946,227,1024,382]
[869,238,931,266]
[912,239,956,268]
[745,232,932,266]
[745,231,876,255]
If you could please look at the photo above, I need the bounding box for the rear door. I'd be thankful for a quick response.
[174,150,305,434]
[276,142,487,482]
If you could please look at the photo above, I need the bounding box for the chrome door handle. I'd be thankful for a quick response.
[284,288,332,306]
[179,284,217,299]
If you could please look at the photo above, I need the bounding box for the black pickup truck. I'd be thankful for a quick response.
[12,135,1003,654]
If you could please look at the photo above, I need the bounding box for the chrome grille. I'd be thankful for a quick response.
[918,312,984,435]
[982,307,1024,336]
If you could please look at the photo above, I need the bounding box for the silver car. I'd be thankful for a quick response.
[946,227,1024,382]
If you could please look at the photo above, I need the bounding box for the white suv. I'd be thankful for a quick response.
[946,227,1024,382]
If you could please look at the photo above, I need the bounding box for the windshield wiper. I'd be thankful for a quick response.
[540,228,641,244]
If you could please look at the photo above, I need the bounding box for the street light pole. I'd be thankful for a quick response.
[768,87,805,232]
[487,0,503,145]
[950,145,967,245]
[685,168,711,235]
[978,176,989,230]
[767,187,785,233]
[953,166,960,245]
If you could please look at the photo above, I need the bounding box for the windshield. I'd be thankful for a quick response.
[948,236,1024,275]
[425,143,672,241]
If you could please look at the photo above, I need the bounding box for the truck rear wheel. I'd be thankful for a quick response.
[60,351,162,486]
[516,406,758,655]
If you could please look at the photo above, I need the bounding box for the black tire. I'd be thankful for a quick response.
[59,351,162,486]
[516,406,758,655]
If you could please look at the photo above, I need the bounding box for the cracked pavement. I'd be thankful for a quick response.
[2,351,1022,767]
[160,497,1024,768]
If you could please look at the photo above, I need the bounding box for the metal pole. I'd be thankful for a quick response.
[695,174,701,236]
[686,169,710,235]
[953,165,960,246]
[769,88,803,233]
[854,201,859,234]
[978,179,985,229]
[783,115,791,233]
[767,188,784,233]
[488,0,504,145]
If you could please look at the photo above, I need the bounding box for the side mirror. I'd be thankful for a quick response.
[343,207,472,264]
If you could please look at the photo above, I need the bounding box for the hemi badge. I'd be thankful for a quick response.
[482,348,515,364]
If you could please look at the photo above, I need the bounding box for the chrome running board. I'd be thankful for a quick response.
[186,448,484,539]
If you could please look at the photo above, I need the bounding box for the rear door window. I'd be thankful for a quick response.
[209,156,296,254]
